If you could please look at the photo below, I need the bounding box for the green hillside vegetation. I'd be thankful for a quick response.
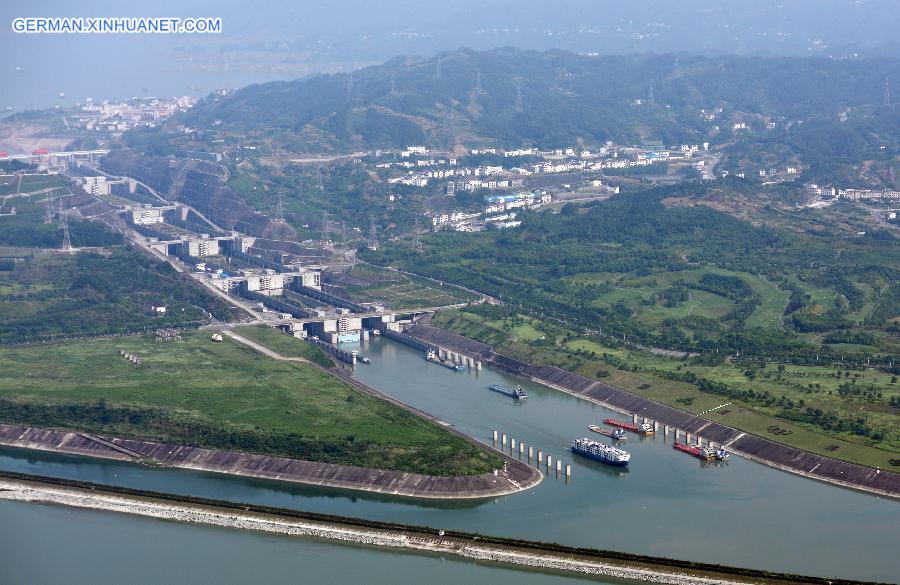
[367,181,900,363]
[0,247,242,343]
[130,49,899,188]
[118,49,900,238]
[0,333,500,475]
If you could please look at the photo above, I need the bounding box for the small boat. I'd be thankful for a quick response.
[371,329,381,336]
[715,447,730,461]
[488,383,528,400]
[589,425,627,440]
[359,356,371,364]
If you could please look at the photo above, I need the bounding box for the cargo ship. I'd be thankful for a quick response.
[673,442,715,460]
[604,418,655,435]
[588,425,627,440]
[488,383,528,400]
[425,350,464,371]
[571,437,630,467]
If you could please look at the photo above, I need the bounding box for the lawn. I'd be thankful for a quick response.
[344,267,475,309]
[0,332,501,476]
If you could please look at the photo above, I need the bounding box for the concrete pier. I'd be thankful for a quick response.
[556,460,562,473]
[511,438,517,451]
[686,433,692,444]
[537,451,543,464]
[502,434,507,447]
[528,446,534,459]
[565,464,571,477]
[492,430,498,443]
[632,413,638,424]
[519,442,525,456]
[546,455,552,470]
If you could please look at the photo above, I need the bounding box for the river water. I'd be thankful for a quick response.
[0,336,897,583]
[0,500,613,585]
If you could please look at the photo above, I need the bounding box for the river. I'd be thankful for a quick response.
[0,336,897,582]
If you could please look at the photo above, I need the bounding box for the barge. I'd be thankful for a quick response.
[673,442,715,460]
[425,350,464,371]
[604,418,655,435]
[588,425,627,440]
[488,383,528,400]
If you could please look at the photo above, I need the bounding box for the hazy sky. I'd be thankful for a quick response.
[2,0,899,112]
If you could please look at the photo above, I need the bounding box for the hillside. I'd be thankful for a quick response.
[137,50,891,176]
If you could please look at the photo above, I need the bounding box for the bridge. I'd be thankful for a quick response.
[0,149,110,162]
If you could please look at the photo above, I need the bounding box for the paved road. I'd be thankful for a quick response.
[220,329,310,364]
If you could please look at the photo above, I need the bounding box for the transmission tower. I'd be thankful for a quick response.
[346,75,354,102]
[514,82,523,113]
[322,211,330,249]
[57,198,71,251]
[368,215,378,251]
[435,55,442,80]
[315,165,324,190]
[44,197,53,223]
[413,217,422,253]
[475,70,482,95]
[276,192,284,219]
[389,73,397,96]
[648,82,655,106]
[884,77,892,106]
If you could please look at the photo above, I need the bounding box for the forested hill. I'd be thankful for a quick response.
[164,48,900,154]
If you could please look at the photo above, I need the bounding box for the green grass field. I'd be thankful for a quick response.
[433,308,900,469]
[344,266,475,309]
[0,332,501,475]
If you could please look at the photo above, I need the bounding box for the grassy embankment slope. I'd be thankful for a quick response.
[433,308,899,470]
[231,324,336,368]
[0,331,501,476]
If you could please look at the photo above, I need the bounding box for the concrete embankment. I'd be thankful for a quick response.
[0,472,882,585]
[401,323,900,499]
[0,423,541,500]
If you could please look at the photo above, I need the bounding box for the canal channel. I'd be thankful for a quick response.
[0,336,897,582]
